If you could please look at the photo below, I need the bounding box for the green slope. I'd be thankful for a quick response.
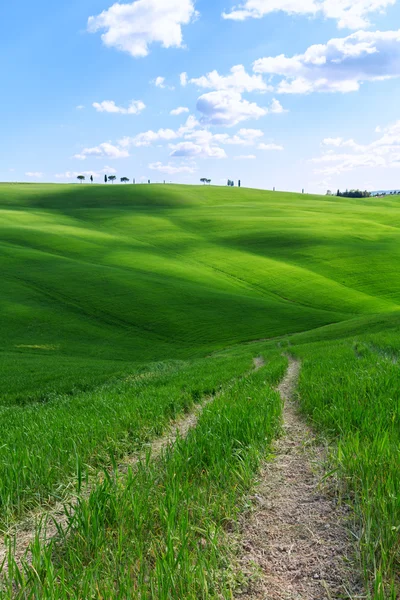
[1,183,400,394]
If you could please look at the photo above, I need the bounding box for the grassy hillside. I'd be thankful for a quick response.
[2,183,400,392]
[1,183,400,597]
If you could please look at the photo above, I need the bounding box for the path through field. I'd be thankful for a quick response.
[236,358,365,600]
[0,387,218,572]
[0,361,261,575]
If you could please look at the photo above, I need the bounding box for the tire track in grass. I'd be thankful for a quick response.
[235,358,365,600]
[0,358,263,575]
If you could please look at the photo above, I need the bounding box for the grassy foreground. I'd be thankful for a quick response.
[1,184,400,598]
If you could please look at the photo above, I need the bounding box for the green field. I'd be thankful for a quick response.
[0,184,399,598]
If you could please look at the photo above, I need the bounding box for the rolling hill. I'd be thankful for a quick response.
[2,183,400,369]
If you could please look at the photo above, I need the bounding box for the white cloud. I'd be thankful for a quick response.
[223,128,264,145]
[76,105,85,110]
[118,120,272,163]
[155,76,166,88]
[25,172,43,178]
[149,162,196,174]
[312,120,400,176]
[55,167,118,180]
[253,29,400,94]
[88,0,198,58]
[234,154,256,159]
[196,90,268,127]
[152,76,175,89]
[190,65,270,93]
[258,142,284,150]
[180,72,188,86]
[74,142,130,160]
[269,98,287,113]
[93,100,145,114]
[119,117,200,149]
[170,106,190,115]
[120,128,179,147]
[170,141,227,159]
[222,0,395,29]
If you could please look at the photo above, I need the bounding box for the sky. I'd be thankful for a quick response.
[1,0,400,193]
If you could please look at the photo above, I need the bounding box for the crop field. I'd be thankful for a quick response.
[0,183,399,598]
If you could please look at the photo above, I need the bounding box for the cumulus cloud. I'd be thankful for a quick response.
[180,72,188,86]
[170,141,227,159]
[74,142,129,160]
[312,120,400,176]
[258,142,284,150]
[223,128,265,144]
[88,0,197,58]
[222,0,395,29]
[269,98,287,112]
[253,29,400,94]
[149,162,196,174]
[196,90,268,126]
[170,106,190,115]
[152,76,174,89]
[25,172,43,178]
[119,128,179,147]
[93,100,146,114]
[190,64,270,93]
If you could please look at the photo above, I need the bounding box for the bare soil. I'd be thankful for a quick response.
[235,358,365,600]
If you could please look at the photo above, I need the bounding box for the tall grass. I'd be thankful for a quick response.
[0,348,256,525]
[292,338,400,598]
[3,357,287,598]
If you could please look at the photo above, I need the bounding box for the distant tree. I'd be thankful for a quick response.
[104,175,108,184]
[238,180,241,188]
[121,177,130,183]
[108,175,117,184]
[200,178,207,185]
[133,178,136,184]
[77,175,85,184]
[326,190,332,196]
[90,175,94,183]
[336,189,371,198]
[207,179,211,185]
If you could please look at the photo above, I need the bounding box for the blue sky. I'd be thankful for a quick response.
[1,0,400,192]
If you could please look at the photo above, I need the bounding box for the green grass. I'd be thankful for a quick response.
[0,345,259,524]
[2,184,399,372]
[4,357,287,599]
[291,334,400,598]
[1,183,400,598]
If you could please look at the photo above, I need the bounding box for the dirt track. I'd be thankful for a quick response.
[235,358,364,600]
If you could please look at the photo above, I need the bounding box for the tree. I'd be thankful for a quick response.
[206,179,211,185]
[200,178,207,185]
[90,175,94,183]
[121,177,130,183]
[104,175,108,184]
[77,175,85,183]
[108,175,117,184]
[336,189,371,198]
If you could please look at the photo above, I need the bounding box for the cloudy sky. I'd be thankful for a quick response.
[2,0,400,192]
